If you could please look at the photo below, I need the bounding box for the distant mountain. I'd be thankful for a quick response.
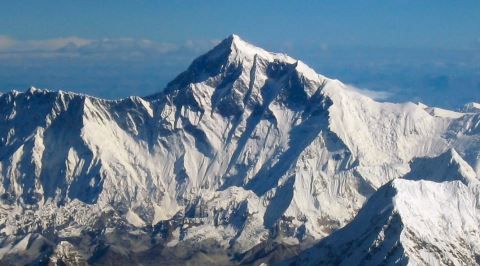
[0,35,479,265]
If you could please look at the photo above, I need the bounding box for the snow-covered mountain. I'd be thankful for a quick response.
[0,34,479,265]
[463,102,480,113]
[289,149,480,266]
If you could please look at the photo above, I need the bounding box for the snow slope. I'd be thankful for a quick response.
[0,34,480,264]
[289,149,480,265]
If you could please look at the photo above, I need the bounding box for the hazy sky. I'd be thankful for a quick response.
[0,1,479,107]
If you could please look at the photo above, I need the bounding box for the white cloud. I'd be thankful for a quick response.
[0,35,217,58]
[0,36,93,52]
[183,39,221,53]
[27,37,93,51]
[345,84,393,100]
[75,38,179,55]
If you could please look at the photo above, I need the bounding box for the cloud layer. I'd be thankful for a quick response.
[0,35,218,59]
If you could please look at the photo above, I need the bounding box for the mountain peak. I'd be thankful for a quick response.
[226,33,242,44]
[292,177,480,266]
[226,34,260,53]
[212,34,295,64]
[462,102,480,113]
[160,34,318,98]
[3,35,480,265]
[404,148,479,185]
[27,86,42,94]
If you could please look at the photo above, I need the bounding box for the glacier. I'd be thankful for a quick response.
[0,34,479,265]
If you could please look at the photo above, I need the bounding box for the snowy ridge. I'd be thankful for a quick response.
[289,149,480,266]
[290,179,480,266]
[0,35,480,264]
[403,148,479,185]
[463,102,480,113]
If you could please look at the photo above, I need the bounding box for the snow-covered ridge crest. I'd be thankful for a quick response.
[463,102,480,113]
[289,150,480,266]
[227,34,324,84]
[403,148,479,185]
[229,34,295,63]
[290,178,480,266]
[1,34,480,264]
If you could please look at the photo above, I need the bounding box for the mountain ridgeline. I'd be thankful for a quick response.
[0,35,479,265]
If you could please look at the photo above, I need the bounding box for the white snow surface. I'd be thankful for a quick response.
[291,150,480,265]
[0,35,480,264]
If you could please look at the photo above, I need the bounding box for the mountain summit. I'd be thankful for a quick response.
[0,35,479,265]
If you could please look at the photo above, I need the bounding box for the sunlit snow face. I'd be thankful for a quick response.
[0,35,478,109]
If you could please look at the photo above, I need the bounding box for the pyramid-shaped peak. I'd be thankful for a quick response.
[227,34,243,43]
[211,34,296,64]
[217,34,324,79]
[156,34,326,99]
[222,34,263,51]
[227,34,260,51]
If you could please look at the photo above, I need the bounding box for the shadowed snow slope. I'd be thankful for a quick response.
[0,35,480,264]
[403,148,479,185]
[287,179,480,266]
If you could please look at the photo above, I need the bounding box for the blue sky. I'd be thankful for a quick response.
[1,1,479,107]
[2,0,479,48]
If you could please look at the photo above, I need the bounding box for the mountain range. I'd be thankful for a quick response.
[0,35,479,265]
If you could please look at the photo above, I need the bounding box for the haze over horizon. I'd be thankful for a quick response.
[1,1,479,108]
